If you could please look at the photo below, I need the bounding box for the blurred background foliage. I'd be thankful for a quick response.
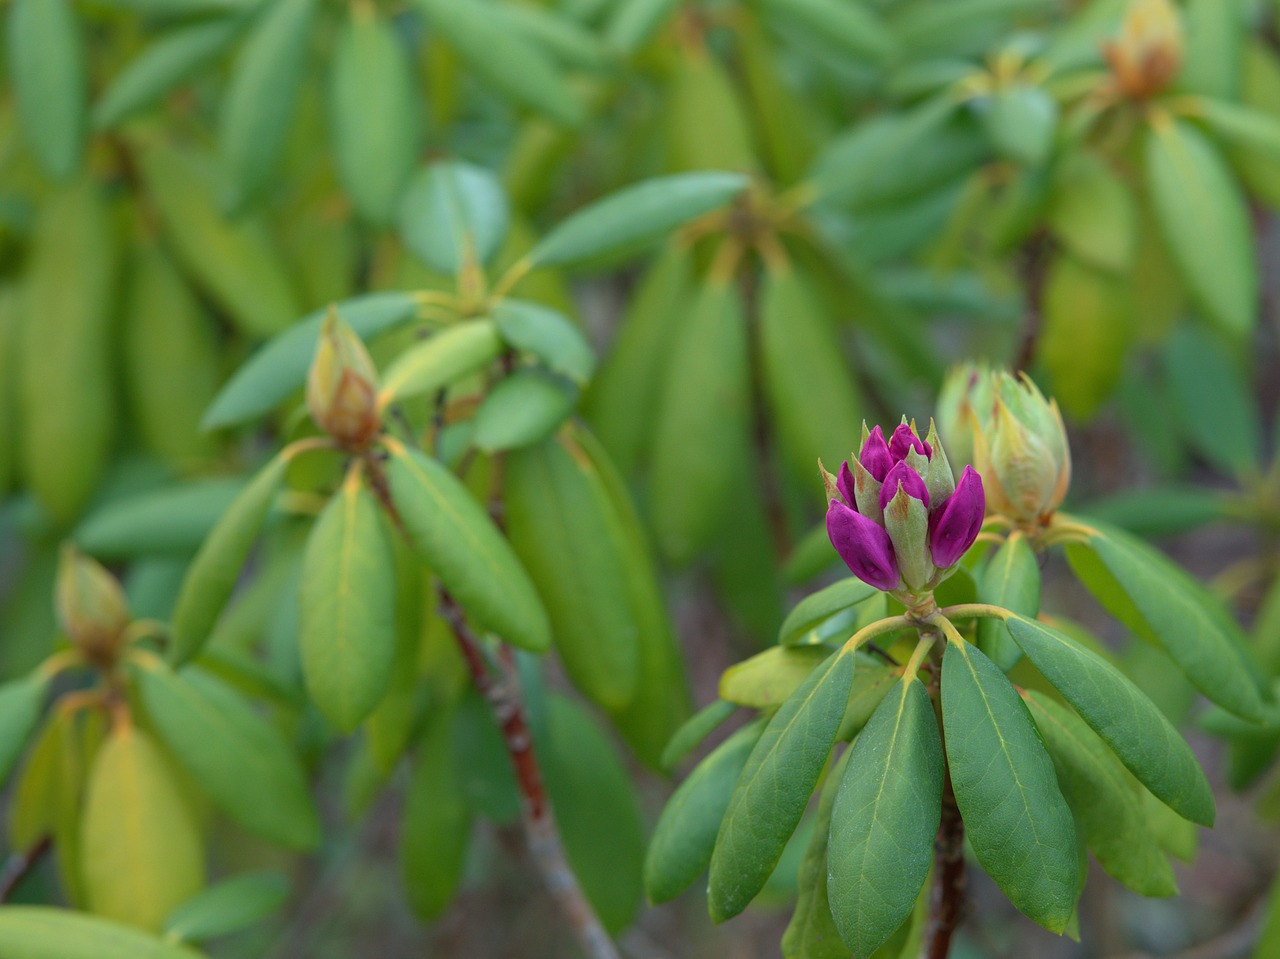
[2,0,1280,956]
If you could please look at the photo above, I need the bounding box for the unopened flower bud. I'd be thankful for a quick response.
[936,362,993,469]
[1103,0,1183,99]
[306,308,381,448]
[56,545,129,664]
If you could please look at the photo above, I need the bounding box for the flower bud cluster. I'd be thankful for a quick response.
[1103,0,1183,99]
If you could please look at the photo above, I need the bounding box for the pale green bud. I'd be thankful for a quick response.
[306,308,381,448]
[56,544,129,665]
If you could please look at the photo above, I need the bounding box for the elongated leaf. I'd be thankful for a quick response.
[1196,97,1280,163]
[164,872,289,943]
[386,443,550,651]
[1006,615,1213,825]
[758,0,893,62]
[829,678,943,957]
[330,5,419,225]
[8,0,85,179]
[1079,485,1231,538]
[203,292,417,429]
[377,319,504,406]
[0,908,204,959]
[1163,323,1261,476]
[528,172,749,268]
[402,720,472,920]
[942,640,1077,933]
[506,437,639,711]
[499,3,608,69]
[76,480,246,560]
[135,663,320,849]
[299,475,397,731]
[645,722,761,903]
[666,46,758,174]
[979,84,1057,167]
[976,533,1039,671]
[606,0,680,53]
[491,300,594,385]
[0,675,48,791]
[720,645,832,708]
[220,0,317,204]
[413,0,584,125]
[472,370,577,453]
[1145,117,1257,339]
[778,579,879,647]
[1026,692,1177,897]
[94,17,245,130]
[1065,518,1267,722]
[82,726,205,931]
[400,162,510,274]
[781,748,851,959]
[169,453,288,665]
[660,699,736,772]
[1047,150,1136,273]
[708,649,854,922]
[1179,0,1243,99]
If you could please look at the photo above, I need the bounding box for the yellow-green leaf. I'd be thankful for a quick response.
[0,907,205,959]
[8,0,85,179]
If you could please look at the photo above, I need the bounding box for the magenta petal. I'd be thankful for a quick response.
[889,423,931,462]
[826,500,899,591]
[837,461,857,509]
[879,461,930,512]
[929,466,986,568]
[858,426,892,482]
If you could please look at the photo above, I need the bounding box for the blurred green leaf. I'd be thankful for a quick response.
[0,908,205,959]
[1047,150,1136,273]
[976,532,1039,671]
[0,675,48,792]
[720,645,832,708]
[778,578,879,647]
[164,873,290,944]
[75,479,247,560]
[399,162,510,274]
[659,699,736,772]
[8,0,85,179]
[378,319,504,406]
[472,370,578,453]
[491,300,595,385]
[402,719,472,919]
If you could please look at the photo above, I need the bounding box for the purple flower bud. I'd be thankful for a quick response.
[889,423,931,463]
[879,461,930,512]
[826,499,899,591]
[858,426,893,482]
[929,466,986,568]
[837,461,857,509]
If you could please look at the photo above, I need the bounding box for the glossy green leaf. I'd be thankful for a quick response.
[8,0,85,179]
[720,645,832,709]
[491,300,595,385]
[299,475,397,731]
[778,579,879,647]
[1047,151,1136,273]
[645,722,761,904]
[838,662,899,742]
[942,640,1077,933]
[82,726,205,931]
[399,161,509,274]
[377,319,503,406]
[528,172,750,268]
[1026,692,1177,897]
[219,0,318,204]
[164,872,289,943]
[75,479,246,560]
[135,663,320,849]
[386,443,550,651]
[1145,117,1257,339]
[0,908,204,959]
[829,678,943,957]
[402,719,472,919]
[757,0,894,62]
[330,4,419,225]
[506,436,639,711]
[471,370,578,454]
[0,675,48,792]
[1006,615,1214,826]
[708,649,854,922]
[169,452,288,665]
[976,533,1039,671]
[781,748,852,959]
[413,0,584,125]
[1065,519,1267,722]
[203,292,417,429]
[94,17,245,130]
[660,699,737,772]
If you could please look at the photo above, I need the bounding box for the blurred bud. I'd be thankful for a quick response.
[1103,0,1183,99]
[936,362,993,469]
[306,308,381,448]
[56,544,129,664]
[972,372,1072,525]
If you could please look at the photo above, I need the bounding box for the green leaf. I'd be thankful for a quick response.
[605,0,680,53]
[0,908,204,959]
[299,475,397,731]
[1195,97,1280,162]
[976,532,1040,671]
[779,579,879,647]
[645,722,761,904]
[412,0,584,125]
[505,436,640,711]
[942,640,1077,932]
[1065,519,1267,722]
[1079,486,1231,539]
[82,726,205,931]
[202,292,418,430]
[1047,150,1136,273]
[93,17,245,130]
[135,663,320,849]
[659,699,737,772]
[449,692,520,824]
[756,0,894,62]
[8,0,85,179]
[399,161,509,274]
[1025,692,1178,897]
[665,48,757,174]
[329,3,420,226]
[164,872,289,943]
[402,719,472,919]
[1145,117,1257,339]
[499,3,609,70]
[1178,0,1244,100]
[491,300,595,385]
[385,443,550,651]
[169,453,288,665]
[0,675,48,791]
[75,480,247,560]
[471,370,578,454]
[781,749,851,959]
[720,645,833,708]
[837,662,899,741]
[708,649,854,922]
[829,677,943,957]
[528,172,750,268]
[1005,615,1214,826]
[377,319,504,406]
[219,0,318,204]
[978,84,1057,167]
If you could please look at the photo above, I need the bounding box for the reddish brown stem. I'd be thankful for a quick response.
[0,837,51,903]
[922,777,966,959]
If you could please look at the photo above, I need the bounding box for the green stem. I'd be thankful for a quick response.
[938,604,1010,622]
[842,615,912,654]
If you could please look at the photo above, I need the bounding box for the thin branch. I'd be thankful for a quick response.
[0,837,51,902]
[921,629,965,959]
